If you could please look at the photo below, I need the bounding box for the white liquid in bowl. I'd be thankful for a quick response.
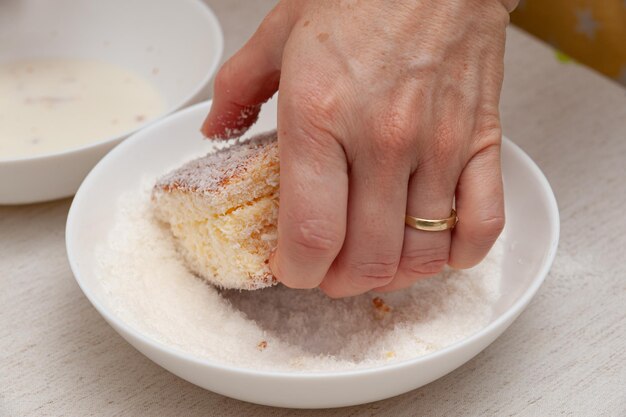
[0,58,166,159]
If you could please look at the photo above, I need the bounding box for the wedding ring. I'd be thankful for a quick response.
[405,209,458,232]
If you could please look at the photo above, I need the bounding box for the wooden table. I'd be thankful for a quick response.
[2,1,625,415]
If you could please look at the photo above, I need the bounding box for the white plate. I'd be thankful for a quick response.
[0,0,223,204]
[66,97,559,408]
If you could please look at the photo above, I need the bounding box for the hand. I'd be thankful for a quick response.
[201,0,513,297]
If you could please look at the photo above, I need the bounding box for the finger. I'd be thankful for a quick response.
[319,154,410,298]
[375,161,459,292]
[448,143,504,269]
[444,18,505,268]
[375,72,481,293]
[201,6,292,139]
[268,94,349,289]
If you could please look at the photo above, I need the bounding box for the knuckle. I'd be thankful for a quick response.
[286,89,341,146]
[286,218,344,258]
[431,122,459,166]
[467,212,505,248]
[408,259,447,276]
[474,109,503,147]
[405,258,448,276]
[492,4,511,26]
[290,88,337,127]
[417,117,463,173]
[371,108,416,156]
[402,244,449,276]
[349,256,400,283]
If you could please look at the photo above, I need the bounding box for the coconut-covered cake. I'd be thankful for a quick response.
[152,131,279,290]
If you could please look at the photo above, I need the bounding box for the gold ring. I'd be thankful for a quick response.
[405,209,458,232]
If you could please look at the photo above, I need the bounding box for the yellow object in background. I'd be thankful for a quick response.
[511,0,626,86]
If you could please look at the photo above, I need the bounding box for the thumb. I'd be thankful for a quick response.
[201,6,291,139]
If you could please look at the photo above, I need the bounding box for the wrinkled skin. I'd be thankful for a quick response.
[202,0,517,297]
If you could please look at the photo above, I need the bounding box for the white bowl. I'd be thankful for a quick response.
[0,0,223,204]
[66,97,559,409]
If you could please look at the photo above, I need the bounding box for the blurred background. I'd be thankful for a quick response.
[511,0,626,86]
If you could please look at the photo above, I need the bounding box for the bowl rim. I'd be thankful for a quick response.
[66,100,560,379]
[0,0,223,164]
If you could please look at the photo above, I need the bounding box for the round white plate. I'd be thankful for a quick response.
[0,0,223,204]
[66,97,559,408]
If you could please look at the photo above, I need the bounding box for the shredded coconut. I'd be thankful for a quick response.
[155,131,276,194]
[95,185,503,373]
[206,104,261,140]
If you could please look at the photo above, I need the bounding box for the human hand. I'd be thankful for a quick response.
[202,0,514,297]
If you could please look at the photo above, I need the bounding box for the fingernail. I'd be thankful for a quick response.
[268,247,279,279]
[200,113,216,138]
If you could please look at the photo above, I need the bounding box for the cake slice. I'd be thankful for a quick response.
[152,131,279,290]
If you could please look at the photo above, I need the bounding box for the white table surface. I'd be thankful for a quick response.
[2,1,625,415]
